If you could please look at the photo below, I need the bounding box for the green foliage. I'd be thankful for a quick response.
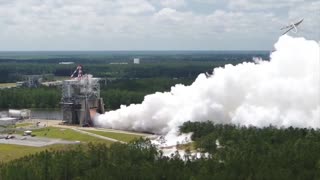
[0,144,75,163]
[0,77,192,110]
[15,123,33,128]
[0,87,61,109]
[0,61,217,83]
[180,121,320,179]
[1,124,320,179]
[101,89,145,110]
[0,139,161,180]
[0,52,260,83]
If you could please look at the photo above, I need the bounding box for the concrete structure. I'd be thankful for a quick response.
[41,80,63,87]
[16,75,42,88]
[60,75,104,126]
[133,58,140,64]
[0,117,17,126]
[0,135,80,147]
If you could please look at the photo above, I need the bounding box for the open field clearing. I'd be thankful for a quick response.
[0,144,77,163]
[0,83,16,88]
[15,122,34,128]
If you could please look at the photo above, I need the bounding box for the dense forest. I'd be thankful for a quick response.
[0,61,236,83]
[1,122,320,179]
[0,87,60,109]
[180,121,320,179]
[0,78,193,110]
[0,51,269,83]
[0,51,269,109]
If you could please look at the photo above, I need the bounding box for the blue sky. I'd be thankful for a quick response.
[0,0,319,50]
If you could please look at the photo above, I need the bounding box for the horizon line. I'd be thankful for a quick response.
[0,50,270,52]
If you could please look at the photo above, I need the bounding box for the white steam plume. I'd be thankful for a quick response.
[95,35,320,136]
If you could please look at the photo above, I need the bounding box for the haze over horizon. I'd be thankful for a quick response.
[0,0,319,51]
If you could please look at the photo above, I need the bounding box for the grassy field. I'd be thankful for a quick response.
[0,144,47,162]
[0,127,147,162]
[0,83,16,88]
[84,130,144,142]
[0,144,81,163]
[31,127,112,144]
[15,123,34,128]
[0,127,115,162]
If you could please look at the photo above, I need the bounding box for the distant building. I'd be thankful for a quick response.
[16,74,54,88]
[59,62,75,65]
[16,81,25,87]
[16,75,42,88]
[133,58,140,64]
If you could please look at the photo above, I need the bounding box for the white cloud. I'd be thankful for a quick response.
[154,8,183,22]
[228,0,304,10]
[117,0,156,15]
[160,0,186,8]
[0,0,318,50]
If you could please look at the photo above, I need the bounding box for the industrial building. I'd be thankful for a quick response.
[133,58,140,64]
[60,75,104,126]
[16,75,42,88]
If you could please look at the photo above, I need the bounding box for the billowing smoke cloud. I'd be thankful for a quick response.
[95,35,320,136]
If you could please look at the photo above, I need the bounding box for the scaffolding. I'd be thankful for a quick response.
[61,75,104,126]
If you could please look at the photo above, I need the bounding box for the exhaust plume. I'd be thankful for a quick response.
[95,35,320,136]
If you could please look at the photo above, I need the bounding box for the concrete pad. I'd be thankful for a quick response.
[0,135,80,147]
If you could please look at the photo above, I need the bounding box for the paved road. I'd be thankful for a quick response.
[71,128,126,144]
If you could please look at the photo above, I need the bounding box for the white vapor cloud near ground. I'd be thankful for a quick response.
[95,35,320,136]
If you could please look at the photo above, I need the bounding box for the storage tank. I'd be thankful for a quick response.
[9,109,31,119]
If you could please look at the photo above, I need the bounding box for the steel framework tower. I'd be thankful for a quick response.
[61,75,104,126]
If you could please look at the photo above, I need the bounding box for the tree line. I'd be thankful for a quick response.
[180,121,320,179]
[0,78,193,110]
[0,51,268,83]
[0,87,60,109]
[0,62,218,83]
[1,122,320,179]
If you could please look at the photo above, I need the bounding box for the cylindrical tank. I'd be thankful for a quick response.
[9,109,22,117]
[9,109,31,119]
